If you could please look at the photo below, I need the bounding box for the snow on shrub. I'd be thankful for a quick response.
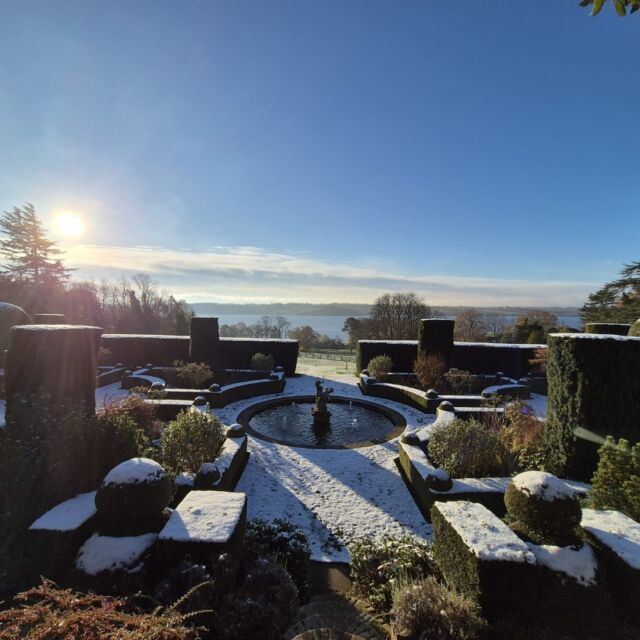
[250,352,275,371]
[349,535,435,613]
[176,361,213,389]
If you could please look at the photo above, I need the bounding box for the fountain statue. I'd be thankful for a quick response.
[312,379,333,428]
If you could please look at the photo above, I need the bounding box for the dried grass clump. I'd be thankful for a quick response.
[392,577,486,640]
[0,579,199,639]
[414,354,447,391]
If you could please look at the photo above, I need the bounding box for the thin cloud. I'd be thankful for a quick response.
[61,243,597,306]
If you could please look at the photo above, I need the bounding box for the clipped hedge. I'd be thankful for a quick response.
[451,343,541,379]
[544,334,640,479]
[418,318,455,363]
[585,322,631,335]
[356,340,417,373]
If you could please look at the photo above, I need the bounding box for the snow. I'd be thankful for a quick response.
[102,457,165,486]
[400,442,450,483]
[29,491,97,531]
[0,398,5,429]
[454,341,546,349]
[95,382,129,409]
[527,542,597,586]
[432,477,512,495]
[359,340,418,345]
[512,471,575,502]
[525,393,548,419]
[582,509,640,570]
[435,501,535,563]
[215,374,434,562]
[75,532,157,575]
[550,333,640,342]
[159,491,246,543]
[175,472,195,487]
[209,437,243,485]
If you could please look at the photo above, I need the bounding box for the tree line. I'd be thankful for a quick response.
[0,204,192,334]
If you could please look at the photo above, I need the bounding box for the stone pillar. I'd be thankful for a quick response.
[33,313,65,324]
[418,318,455,364]
[189,316,220,364]
[5,324,103,421]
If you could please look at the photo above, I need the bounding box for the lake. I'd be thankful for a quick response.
[217,314,584,341]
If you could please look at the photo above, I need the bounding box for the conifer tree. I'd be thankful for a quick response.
[0,204,71,286]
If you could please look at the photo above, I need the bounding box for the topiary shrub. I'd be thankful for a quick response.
[176,361,213,388]
[584,322,631,335]
[392,576,486,640]
[367,354,393,380]
[250,352,275,371]
[428,418,510,478]
[544,333,640,480]
[349,536,435,613]
[244,518,311,602]
[95,458,172,534]
[162,410,225,473]
[215,557,298,640]
[414,353,447,391]
[505,471,582,545]
[418,318,455,364]
[589,436,640,522]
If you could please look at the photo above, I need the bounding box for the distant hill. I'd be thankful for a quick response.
[188,302,580,318]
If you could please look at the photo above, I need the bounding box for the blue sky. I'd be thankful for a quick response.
[1,1,638,305]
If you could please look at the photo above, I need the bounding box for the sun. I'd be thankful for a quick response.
[55,212,85,239]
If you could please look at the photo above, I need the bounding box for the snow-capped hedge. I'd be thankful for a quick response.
[545,333,640,480]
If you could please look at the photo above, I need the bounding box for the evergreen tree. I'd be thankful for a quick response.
[581,261,640,324]
[0,204,71,286]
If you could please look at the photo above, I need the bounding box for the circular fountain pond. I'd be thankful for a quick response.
[237,395,406,448]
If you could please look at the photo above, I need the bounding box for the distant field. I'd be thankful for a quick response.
[295,353,358,380]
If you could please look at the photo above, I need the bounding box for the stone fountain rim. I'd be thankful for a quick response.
[236,394,407,450]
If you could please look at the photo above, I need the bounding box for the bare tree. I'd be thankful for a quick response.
[454,309,489,342]
[370,292,434,340]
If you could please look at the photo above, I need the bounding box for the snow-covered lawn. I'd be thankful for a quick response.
[215,374,434,562]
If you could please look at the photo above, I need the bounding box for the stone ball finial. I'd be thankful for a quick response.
[208,383,221,393]
[505,471,582,545]
[426,389,439,399]
[150,381,165,391]
[226,422,245,438]
[437,400,454,412]
[401,430,421,445]
[193,395,208,406]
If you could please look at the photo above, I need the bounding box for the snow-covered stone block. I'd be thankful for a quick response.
[157,491,247,565]
[75,532,157,575]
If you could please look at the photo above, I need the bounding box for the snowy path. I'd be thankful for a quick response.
[215,375,434,562]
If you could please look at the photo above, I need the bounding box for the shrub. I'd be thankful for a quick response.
[528,347,548,375]
[161,410,225,473]
[0,579,198,639]
[629,319,640,337]
[245,518,311,601]
[428,418,510,478]
[349,536,435,613]
[505,472,582,545]
[215,557,298,640]
[176,362,213,388]
[101,393,162,439]
[589,436,640,522]
[96,412,153,477]
[444,368,475,394]
[250,352,275,371]
[392,577,486,640]
[368,354,393,379]
[414,353,447,391]
[496,401,546,473]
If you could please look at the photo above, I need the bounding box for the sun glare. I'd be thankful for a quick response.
[55,212,85,239]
